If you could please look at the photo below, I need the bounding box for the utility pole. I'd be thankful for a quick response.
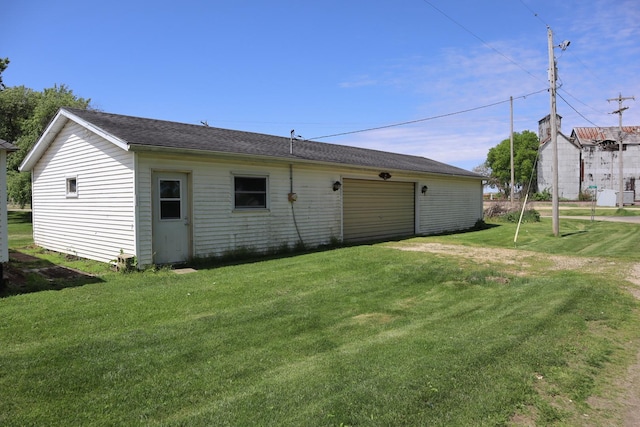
[546,28,570,237]
[547,27,560,237]
[607,94,635,209]
[510,96,515,205]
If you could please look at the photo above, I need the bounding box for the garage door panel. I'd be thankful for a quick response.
[343,179,415,241]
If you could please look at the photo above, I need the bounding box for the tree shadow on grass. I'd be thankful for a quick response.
[1,250,104,298]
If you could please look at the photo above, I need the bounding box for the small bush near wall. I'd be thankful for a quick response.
[532,188,552,201]
[484,202,540,223]
[483,202,511,218]
[578,190,596,201]
[501,209,540,223]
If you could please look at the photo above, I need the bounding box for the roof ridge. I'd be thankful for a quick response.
[61,108,481,178]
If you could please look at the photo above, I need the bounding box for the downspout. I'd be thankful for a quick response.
[289,164,304,246]
[132,152,141,268]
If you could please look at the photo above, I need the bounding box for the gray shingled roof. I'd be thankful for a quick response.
[65,108,480,178]
[0,139,18,151]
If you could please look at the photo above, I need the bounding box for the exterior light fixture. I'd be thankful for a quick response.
[379,172,392,180]
[421,185,428,194]
[332,181,342,191]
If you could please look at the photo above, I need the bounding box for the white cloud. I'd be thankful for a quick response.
[339,75,378,88]
[330,0,640,169]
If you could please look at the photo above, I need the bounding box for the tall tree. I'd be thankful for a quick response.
[5,84,91,171]
[485,130,539,198]
[0,57,9,89]
[0,62,91,207]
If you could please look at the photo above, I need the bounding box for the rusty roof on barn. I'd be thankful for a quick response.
[573,126,640,146]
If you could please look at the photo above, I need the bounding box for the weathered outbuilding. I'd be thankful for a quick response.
[20,108,483,267]
[537,114,640,201]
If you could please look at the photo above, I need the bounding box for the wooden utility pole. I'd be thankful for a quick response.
[510,96,515,205]
[547,27,560,237]
[607,94,635,209]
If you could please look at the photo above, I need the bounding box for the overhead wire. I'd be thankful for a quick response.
[518,0,609,122]
[308,1,605,143]
[518,0,549,27]
[557,92,601,128]
[309,89,548,141]
[419,0,544,84]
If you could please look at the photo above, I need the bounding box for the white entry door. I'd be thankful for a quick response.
[152,172,190,264]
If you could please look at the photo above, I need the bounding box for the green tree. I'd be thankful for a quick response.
[0,62,91,207]
[485,130,539,198]
[0,57,9,89]
[5,84,91,171]
[0,86,39,147]
[472,162,500,192]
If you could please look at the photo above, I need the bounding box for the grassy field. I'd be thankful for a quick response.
[1,211,639,426]
[528,203,640,217]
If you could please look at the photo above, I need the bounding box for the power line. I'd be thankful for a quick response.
[517,1,607,120]
[558,87,607,116]
[518,0,549,27]
[556,92,601,127]
[309,89,547,140]
[420,0,543,84]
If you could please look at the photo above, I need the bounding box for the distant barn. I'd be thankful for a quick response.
[537,114,640,203]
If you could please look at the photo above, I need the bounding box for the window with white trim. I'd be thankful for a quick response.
[159,179,182,220]
[234,176,268,209]
[66,176,78,198]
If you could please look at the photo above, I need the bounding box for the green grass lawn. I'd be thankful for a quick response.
[533,204,640,217]
[1,212,639,426]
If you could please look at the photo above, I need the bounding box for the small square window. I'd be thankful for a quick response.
[234,176,267,209]
[66,177,78,197]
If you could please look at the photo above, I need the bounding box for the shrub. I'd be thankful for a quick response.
[532,188,552,201]
[501,209,540,223]
[579,190,596,201]
[484,202,540,223]
[472,219,488,230]
[483,202,510,218]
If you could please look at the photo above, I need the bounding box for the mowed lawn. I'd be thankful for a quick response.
[1,212,639,426]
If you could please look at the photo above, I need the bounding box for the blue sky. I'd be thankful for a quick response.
[2,0,638,170]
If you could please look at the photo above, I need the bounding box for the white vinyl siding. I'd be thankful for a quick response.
[343,179,415,241]
[417,176,483,235]
[135,155,342,265]
[31,122,135,263]
[27,119,483,267]
[133,154,484,266]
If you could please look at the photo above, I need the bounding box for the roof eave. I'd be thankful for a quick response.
[19,110,68,172]
[19,108,130,172]
[129,144,482,180]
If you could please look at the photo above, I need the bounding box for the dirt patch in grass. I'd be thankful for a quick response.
[1,250,102,296]
[388,242,613,277]
[387,242,640,426]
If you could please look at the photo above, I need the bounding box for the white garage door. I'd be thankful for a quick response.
[343,179,415,241]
